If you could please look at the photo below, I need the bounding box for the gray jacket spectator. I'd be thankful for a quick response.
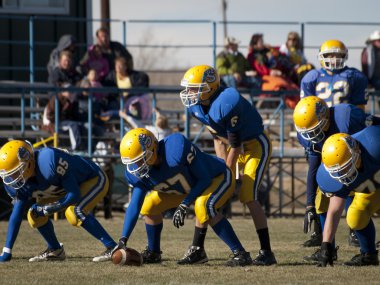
[48,50,81,87]
[361,30,380,90]
[47,35,77,78]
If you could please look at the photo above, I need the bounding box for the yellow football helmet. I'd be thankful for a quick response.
[180,65,220,107]
[119,128,158,178]
[0,140,35,189]
[318,39,348,71]
[293,96,330,143]
[322,133,360,186]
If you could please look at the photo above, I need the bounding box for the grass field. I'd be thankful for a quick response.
[0,213,379,285]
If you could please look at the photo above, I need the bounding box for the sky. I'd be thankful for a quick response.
[91,0,380,70]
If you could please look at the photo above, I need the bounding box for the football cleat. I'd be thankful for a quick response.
[29,245,66,262]
[177,245,208,265]
[225,250,253,267]
[252,249,277,266]
[304,246,338,263]
[343,251,379,266]
[92,247,113,262]
[348,230,360,247]
[303,231,322,247]
[141,246,162,264]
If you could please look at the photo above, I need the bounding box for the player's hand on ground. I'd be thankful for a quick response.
[173,204,188,228]
[317,242,334,267]
[303,206,318,234]
[112,237,127,256]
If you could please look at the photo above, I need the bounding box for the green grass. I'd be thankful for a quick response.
[0,214,379,285]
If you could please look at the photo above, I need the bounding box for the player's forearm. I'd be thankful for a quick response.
[214,138,227,160]
[323,196,345,242]
[226,147,241,173]
[121,187,146,239]
[182,177,211,207]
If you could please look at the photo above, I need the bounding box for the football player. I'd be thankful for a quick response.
[301,39,368,109]
[0,141,117,263]
[113,128,252,266]
[293,96,377,261]
[316,128,380,266]
[179,65,276,265]
[299,39,368,246]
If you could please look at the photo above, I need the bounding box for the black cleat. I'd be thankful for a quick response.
[252,249,277,266]
[348,230,360,247]
[304,247,338,263]
[225,250,252,267]
[344,251,379,266]
[141,246,162,264]
[177,246,208,265]
[303,231,322,247]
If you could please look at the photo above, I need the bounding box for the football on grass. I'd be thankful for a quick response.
[112,248,143,266]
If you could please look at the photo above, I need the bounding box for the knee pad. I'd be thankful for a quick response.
[347,205,370,230]
[27,210,49,228]
[65,206,82,227]
[194,196,210,225]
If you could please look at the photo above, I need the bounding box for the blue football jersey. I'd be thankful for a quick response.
[297,104,367,155]
[300,67,368,107]
[5,148,101,201]
[317,126,380,197]
[188,87,264,142]
[125,133,226,195]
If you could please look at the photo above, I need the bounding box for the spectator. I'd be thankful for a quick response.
[247,33,282,77]
[94,27,133,72]
[247,34,299,108]
[47,34,77,79]
[216,36,260,89]
[361,30,380,90]
[279,31,307,67]
[79,44,110,83]
[48,50,81,87]
[42,84,83,151]
[102,56,151,121]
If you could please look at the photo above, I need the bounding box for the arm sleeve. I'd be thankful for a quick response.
[5,199,27,249]
[43,175,81,214]
[121,186,147,239]
[181,155,212,206]
[306,153,321,207]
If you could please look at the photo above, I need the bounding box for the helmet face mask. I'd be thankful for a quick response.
[318,40,348,71]
[0,161,28,189]
[322,134,360,186]
[120,128,158,178]
[296,117,328,143]
[0,141,34,190]
[121,150,153,178]
[180,82,211,107]
[180,65,220,107]
[293,96,329,144]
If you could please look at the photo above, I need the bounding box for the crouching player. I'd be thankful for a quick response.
[317,127,380,266]
[113,128,252,266]
[0,140,117,262]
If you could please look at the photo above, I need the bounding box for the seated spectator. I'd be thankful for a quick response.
[42,84,83,151]
[279,32,307,66]
[248,34,300,108]
[47,34,77,79]
[247,33,283,78]
[48,50,81,87]
[279,31,309,85]
[361,30,380,90]
[102,56,151,121]
[216,36,261,89]
[95,27,134,72]
[79,44,110,83]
